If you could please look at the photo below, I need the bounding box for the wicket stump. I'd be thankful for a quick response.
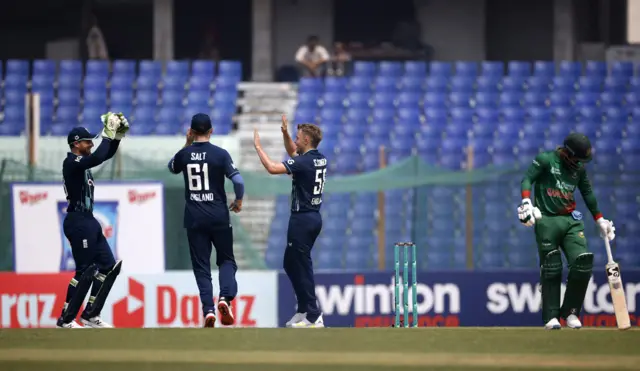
[393,242,418,328]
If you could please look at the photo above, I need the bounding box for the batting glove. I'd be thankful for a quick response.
[100,112,122,140]
[596,217,616,241]
[517,198,541,227]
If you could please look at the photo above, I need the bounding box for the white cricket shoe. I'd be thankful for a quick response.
[57,320,83,329]
[81,316,113,328]
[544,318,561,330]
[285,312,307,328]
[291,314,325,328]
[566,314,582,329]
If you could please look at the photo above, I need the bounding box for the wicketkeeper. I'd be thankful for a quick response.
[517,132,615,330]
[57,112,130,328]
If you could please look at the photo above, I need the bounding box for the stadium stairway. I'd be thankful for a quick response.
[234,82,298,264]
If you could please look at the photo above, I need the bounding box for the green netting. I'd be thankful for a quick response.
[2,153,631,272]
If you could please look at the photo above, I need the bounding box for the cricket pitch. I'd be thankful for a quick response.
[0,327,638,371]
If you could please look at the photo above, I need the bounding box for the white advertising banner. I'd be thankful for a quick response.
[11,182,165,274]
[0,271,278,328]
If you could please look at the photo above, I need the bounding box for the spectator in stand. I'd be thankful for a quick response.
[295,35,329,78]
[327,42,352,77]
[86,14,109,60]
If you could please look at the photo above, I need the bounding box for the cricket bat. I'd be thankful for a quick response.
[603,237,632,330]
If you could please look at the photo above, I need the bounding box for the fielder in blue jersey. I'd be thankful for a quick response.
[169,113,244,328]
[57,113,129,329]
[254,115,326,328]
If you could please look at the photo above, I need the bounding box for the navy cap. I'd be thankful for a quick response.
[190,113,212,134]
[67,127,97,145]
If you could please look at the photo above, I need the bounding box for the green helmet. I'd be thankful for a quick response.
[561,133,592,170]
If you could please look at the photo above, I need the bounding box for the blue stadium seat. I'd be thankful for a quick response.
[476,107,499,124]
[423,92,446,108]
[611,61,634,78]
[526,76,550,93]
[450,107,473,123]
[58,89,81,107]
[347,91,371,110]
[162,90,184,107]
[111,75,134,91]
[325,77,348,93]
[552,106,575,121]
[319,108,341,123]
[429,62,452,77]
[349,76,372,92]
[353,61,376,77]
[58,74,82,89]
[6,59,29,77]
[59,60,82,77]
[139,60,162,78]
[397,92,420,109]
[86,60,109,78]
[501,76,525,92]
[297,91,320,109]
[80,106,106,132]
[499,92,523,108]
[471,123,495,139]
[523,92,547,107]
[585,61,607,78]
[374,76,399,93]
[32,86,54,106]
[3,106,25,122]
[4,87,27,105]
[31,75,54,92]
[558,61,582,79]
[56,106,79,123]
[136,90,158,106]
[372,92,395,109]
[574,92,600,107]
[578,76,603,93]
[210,109,233,134]
[0,122,23,136]
[112,60,136,77]
[166,61,189,78]
[476,76,500,93]
[163,75,187,91]
[450,76,475,93]
[218,61,242,80]
[527,106,551,123]
[187,90,210,106]
[322,91,345,109]
[551,76,576,94]
[481,61,504,77]
[397,108,421,123]
[158,106,184,124]
[84,88,107,107]
[604,77,628,94]
[404,61,427,77]
[424,107,448,124]
[216,76,239,92]
[449,92,472,107]
[136,75,159,92]
[50,122,74,135]
[577,106,601,122]
[533,61,555,78]
[625,92,639,107]
[32,60,56,77]
[84,75,108,90]
[507,61,531,78]
[548,92,572,107]
[455,61,478,77]
[425,76,448,93]
[378,61,403,77]
[192,60,216,78]
[400,76,424,92]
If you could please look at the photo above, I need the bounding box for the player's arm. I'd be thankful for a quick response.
[105,139,121,160]
[281,114,297,157]
[255,145,288,175]
[520,153,548,199]
[167,149,185,174]
[577,170,603,221]
[71,138,113,171]
[223,151,244,198]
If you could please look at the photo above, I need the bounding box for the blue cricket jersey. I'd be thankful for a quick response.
[169,141,240,228]
[282,149,327,213]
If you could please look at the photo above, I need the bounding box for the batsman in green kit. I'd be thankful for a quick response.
[517,133,616,330]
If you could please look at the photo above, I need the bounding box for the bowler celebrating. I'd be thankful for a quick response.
[57,112,129,329]
[169,113,244,328]
[254,114,326,328]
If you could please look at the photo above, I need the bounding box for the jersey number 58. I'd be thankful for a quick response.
[313,168,326,195]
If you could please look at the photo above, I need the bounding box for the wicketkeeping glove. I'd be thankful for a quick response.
[596,217,616,241]
[115,113,130,140]
[100,112,122,140]
[517,198,542,227]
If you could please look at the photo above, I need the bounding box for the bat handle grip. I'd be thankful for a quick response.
[603,237,615,264]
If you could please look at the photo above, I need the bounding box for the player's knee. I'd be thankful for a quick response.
[541,249,562,278]
[571,253,593,274]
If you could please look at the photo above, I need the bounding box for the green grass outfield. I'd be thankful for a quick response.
[0,327,638,371]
